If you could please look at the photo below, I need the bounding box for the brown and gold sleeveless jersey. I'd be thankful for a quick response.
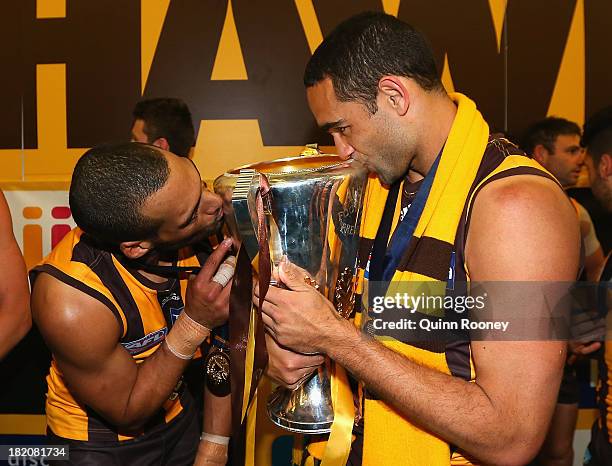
[353,137,560,465]
[30,227,209,442]
[300,136,563,466]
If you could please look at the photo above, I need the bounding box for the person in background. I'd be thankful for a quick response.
[520,117,605,466]
[522,117,604,282]
[0,191,31,359]
[582,106,612,466]
[131,97,195,158]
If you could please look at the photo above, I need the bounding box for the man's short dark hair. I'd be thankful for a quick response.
[132,98,195,157]
[583,106,612,166]
[69,143,169,244]
[520,117,581,156]
[304,12,442,114]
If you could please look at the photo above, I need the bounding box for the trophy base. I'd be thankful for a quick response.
[266,367,334,434]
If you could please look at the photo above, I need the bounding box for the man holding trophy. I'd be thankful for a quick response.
[255,12,581,466]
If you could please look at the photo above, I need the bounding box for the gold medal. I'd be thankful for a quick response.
[205,347,231,397]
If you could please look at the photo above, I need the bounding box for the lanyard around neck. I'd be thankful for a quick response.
[380,154,441,284]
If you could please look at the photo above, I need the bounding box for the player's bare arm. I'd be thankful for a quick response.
[0,192,30,359]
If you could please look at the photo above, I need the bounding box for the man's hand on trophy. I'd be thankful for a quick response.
[185,238,234,329]
[264,333,325,390]
[255,257,344,355]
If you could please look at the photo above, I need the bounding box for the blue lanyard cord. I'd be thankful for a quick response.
[381,154,441,282]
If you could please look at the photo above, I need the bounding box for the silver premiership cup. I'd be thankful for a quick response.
[214,153,368,434]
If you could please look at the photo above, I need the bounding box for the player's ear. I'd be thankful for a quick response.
[152,137,170,152]
[378,76,410,116]
[532,144,549,166]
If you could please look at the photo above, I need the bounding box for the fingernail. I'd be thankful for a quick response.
[222,238,232,247]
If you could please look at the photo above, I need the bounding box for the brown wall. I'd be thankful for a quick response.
[1,0,610,182]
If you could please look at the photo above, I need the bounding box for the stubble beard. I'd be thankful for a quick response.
[591,177,612,213]
[156,218,224,253]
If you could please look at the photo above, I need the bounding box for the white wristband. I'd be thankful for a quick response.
[164,339,194,360]
[200,433,231,446]
[164,310,211,360]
